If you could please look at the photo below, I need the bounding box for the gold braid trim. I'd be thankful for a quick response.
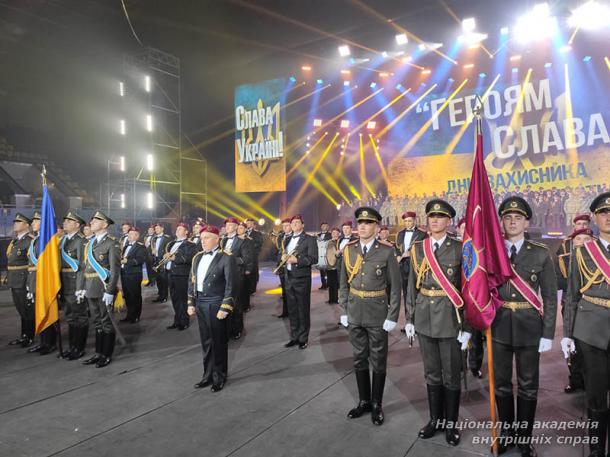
[6,240,14,257]
[576,248,604,293]
[343,246,363,284]
[557,253,569,279]
[412,245,430,289]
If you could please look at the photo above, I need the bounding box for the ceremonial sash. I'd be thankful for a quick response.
[508,266,544,315]
[60,237,79,272]
[86,239,109,283]
[423,237,464,309]
[584,240,610,285]
[28,237,38,266]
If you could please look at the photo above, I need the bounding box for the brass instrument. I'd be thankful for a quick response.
[272,249,298,274]
[152,253,175,272]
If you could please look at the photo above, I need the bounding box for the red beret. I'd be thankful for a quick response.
[238,221,248,228]
[176,222,189,230]
[202,225,220,236]
[402,211,416,219]
[379,226,389,231]
[570,228,593,239]
[291,214,304,223]
[573,214,591,224]
[128,225,140,232]
[224,217,240,224]
[341,220,353,227]
[281,218,291,224]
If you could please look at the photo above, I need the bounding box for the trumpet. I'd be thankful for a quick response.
[153,253,175,272]
[272,249,298,274]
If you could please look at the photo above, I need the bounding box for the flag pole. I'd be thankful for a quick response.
[472,100,499,456]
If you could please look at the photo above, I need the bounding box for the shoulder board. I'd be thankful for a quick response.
[77,233,85,239]
[136,242,144,246]
[412,239,425,245]
[527,240,549,250]
[377,240,394,248]
[346,239,359,246]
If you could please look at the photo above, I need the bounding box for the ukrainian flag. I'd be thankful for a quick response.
[35,179,61,334]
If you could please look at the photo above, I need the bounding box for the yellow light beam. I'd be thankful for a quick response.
[376,84,438,139]
[359,134,376,197]
[369,134,390,189]
[349,88,411,136]
[287,133,327,177]
[444,73,501,154]
[605,57,610,71]
[501,68,532,152]
[568,26,579,45]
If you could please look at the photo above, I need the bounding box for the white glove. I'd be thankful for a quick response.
[538,337,553,353]
[560,337,576,359]
[102,293,114,306]
[26,292,33,301]
[75,290,86,303]
[340,315,348,328]
[382,320,397,332]
[405,323,415,338]
[457,331,472,351]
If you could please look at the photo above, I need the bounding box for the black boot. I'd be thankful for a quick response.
[82,329,102,365]
[419,384,444,438]
[495,395,516,454]
[62,325,76,357]
[444,387,461,446]
[347,370,371,419]
[96,332,115,368]
[68,326,88,360]
[587,408,607,457]
[516,396,538,457]
[370,371,386,426]
[39,326,57,355]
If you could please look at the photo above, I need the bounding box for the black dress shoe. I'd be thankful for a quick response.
[232,332,242,340]
[471,369,483,379]
[21,338,34,348]
[82,354,101,365]
[166,324,178,329]
[27,344,42,353]
[284,340,298,348]
[8,337,24,346]
[564,384,583,393]
[67,349,85,361]
[347,401,371,419]
[177,324,189,331]
[298,342,308,349]
[194,380,212,389]
[39,345,56,356]
[95,356,111,368]
[318,286,328,290]
[277,314,288,318]
[211,383,224,393]
[371,403,384,426]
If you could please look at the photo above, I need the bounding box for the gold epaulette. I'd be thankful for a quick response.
[377,240,394,248]
[346,239,359,246]
[107,235,116,241]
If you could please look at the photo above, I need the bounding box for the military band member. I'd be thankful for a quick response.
[336,221,359,282]
[282,215,318,349]
[7,213,34,348]
[562,192,610,457]
[339,207,401,426]
[236,221,255,315]
[317,222,332,290]
[377,226,392,244]
[275,218,292,318]
[120,226,147,324]
[326,227,341,305]
[556,214,591,393]
[151,223,171,303]
[26,211,57,355]
[119,222,131,250]
[60,211,88,360]
[165,223,197,330]
[221,218,254,340]
[191,221,204,247]
[396,211,427,306]
[245,217,264,295]
[82,211,121,368]
[187,225,236,392]
[492,196,557,457]
[405,199,470,445]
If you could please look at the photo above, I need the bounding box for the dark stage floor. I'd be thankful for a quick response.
[0,265,588,457]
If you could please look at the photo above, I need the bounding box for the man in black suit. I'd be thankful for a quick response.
[245,217,263,294]
[187,225,236,392]
[275,218,292,318]
[151,223,172,302]
[317,222,332,290]
[396,211,427,306]
[166,223,197,330]
[120,226,147,323]
[119,222,131,251]
[281,215,318,349]
[221,218,254,340]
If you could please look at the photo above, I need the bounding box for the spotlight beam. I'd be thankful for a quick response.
[349,88,411,136]
[359,134,376,197]
[369,134,390,189]
[376,84,438,139]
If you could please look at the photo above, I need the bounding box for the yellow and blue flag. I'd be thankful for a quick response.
[35,178,61,334]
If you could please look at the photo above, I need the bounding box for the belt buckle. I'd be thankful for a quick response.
[507,302,517,312]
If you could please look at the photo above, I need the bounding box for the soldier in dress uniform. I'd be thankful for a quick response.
[405,199,470,446]
[562,192,610,457]
[339,207,401,426]
[556,214,591,393]
[396,211,427,306]
[119,226,147,324]
[187,225,236,392]
[221,217,254,340]
[81,211,121,368]
[60,211,88,360]
[7,213,34,348]
[317,222,332,290]
[245,217,264,295]
[83,224,93,240]
[26,211,57,355]
[326,227,341,305]
[151,223,172,303]
[492,196,557,457]
[119,222,131,250]
[165,223,197,330]
[275,218,292,318]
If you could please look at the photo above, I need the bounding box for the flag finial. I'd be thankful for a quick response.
[473,95,484,116]
[41,165,47,186]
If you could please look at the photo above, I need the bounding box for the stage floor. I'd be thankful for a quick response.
[0,265,587,457]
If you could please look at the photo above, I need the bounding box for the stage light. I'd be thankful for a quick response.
[340,120,350,129]
[336,204,341,210]
[560,45,572,53]
[448,77,454,82]
[301,65,312,71]
[316,79,323,84]
[514,3,558,43]
[462,18,476,33]
[338,45,351,57]
[340,151,345,156]
[510,55,522,61]
[381,51,388,58]
[289,76,297,82]
[146,154,154,171]
[119,81,124,97]
[307,136,311,140]
[583,55,592,62]
[258,218,265,226]
[120,193,125,209]
[305,150,310,155]
[463,63,475,69]
[544,62,553,67]
[367,121,377,130]
[569,1,610,30]
[370,82,377,89]
[119,156,126,172]
[340,69,351,75]
[146,192,154,209]
[146,114,153,132]
[512,67,519,73]
[119,119,126,135]
[395,33,408,45]
[421,69,431,75]
[313,119,322,127]
[144,75,151,92]
[274,218,281,225]
[430,43,443,50]
[343,80,350,87]
[306,142,310,147]
[418,43,426,51]
[479,72,487,77]
[500,27,510,35]
[379,72,389,78]
[402,56,413,63]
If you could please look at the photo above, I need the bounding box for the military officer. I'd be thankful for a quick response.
[60,211,88,360]
[7,213,34,347]
[26,211,57,355]
[396,211,427,306]
[165,223,197,330]
[317,222,332,290]
[562,192,610,457]
[245,217,264,295]
[275,218,292,318]
[405,199,470,446]
[81,211,121,368]
[326,227,341,305]
[492,196,557,457]
[151,223,172,303]
[120,226,147,323]
[339,207,401,426]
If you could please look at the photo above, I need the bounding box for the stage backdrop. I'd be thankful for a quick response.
[235,78,287,192]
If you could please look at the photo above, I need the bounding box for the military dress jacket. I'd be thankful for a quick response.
[60,232,87,294]
[7,234,31,289]
[83,234,121,299]
[187,249,236,312]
